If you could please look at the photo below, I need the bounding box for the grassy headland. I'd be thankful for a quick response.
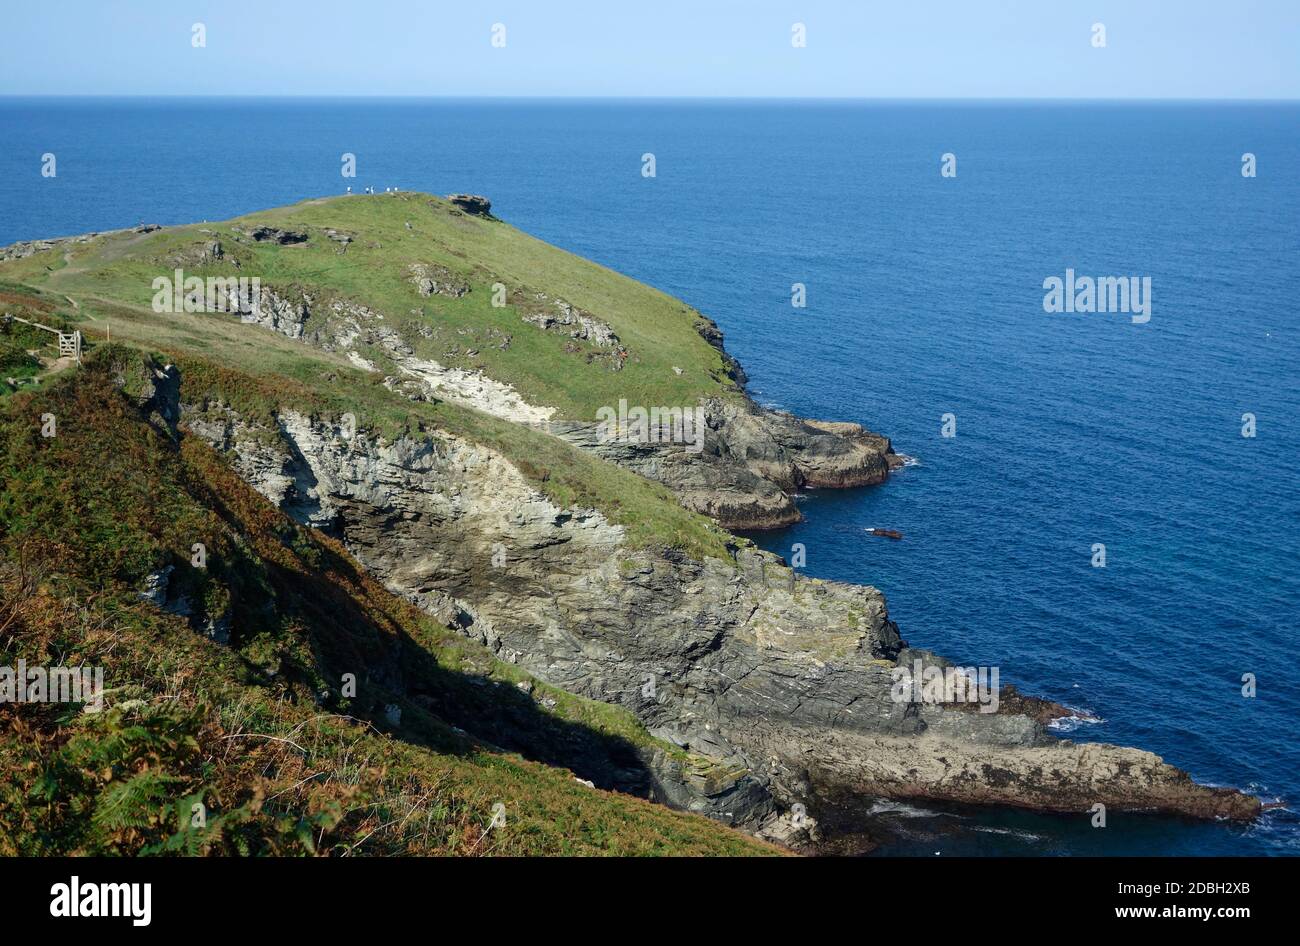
[0,352,776,856]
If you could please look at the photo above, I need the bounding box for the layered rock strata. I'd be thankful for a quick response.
[180,394,1260,835]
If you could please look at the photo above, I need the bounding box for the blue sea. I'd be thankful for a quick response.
[2,98,1296,855]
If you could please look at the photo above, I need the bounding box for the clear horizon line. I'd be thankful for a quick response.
[2,93,1298,104]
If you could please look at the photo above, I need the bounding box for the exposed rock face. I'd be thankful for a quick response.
[793,733,1261,821]
[231,286,311,340]
[0,231,103,262]
[445,194,493,217]
[409,262,469,298]
[549,397,899,530]
[707,399,897,492]
[346,302,555,425]
[516,293,623,351]
[0,223,166,262]
[235,225,309,245]
[139,566,174,608]
[180,396,1261,834]
[221,288,555,424]
[547,416,798,530]
[99,353,182,437]
[136,562,230,645]
[211,276,896,530]
[693,313,747,386]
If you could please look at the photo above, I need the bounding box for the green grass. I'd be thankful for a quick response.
[17,295,735,560]
[0,196,776,856]
[0,197,745,559]
[0,355,778,856]
[0,340,41,376]
[8,192,742,420]
[0,285,79,396]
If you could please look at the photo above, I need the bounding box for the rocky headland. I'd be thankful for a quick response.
[178,383,1260,846]
[1,194,1261,852]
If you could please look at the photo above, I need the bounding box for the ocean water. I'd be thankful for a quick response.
[1,98,1296,855]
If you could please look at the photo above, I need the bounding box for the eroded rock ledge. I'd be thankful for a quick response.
[179,391,1260,842]
[551,396,900,530]
[215,279,898,531]
[2,217,898,533]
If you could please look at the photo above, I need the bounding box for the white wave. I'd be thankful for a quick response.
[866,799,948,819]
[970,826,1042,842]
[1048,712,1105,732]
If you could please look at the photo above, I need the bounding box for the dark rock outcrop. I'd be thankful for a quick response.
[446,194,493,217]
[0,231,103,262]
[694,313,747,386]
[236,226,309,245]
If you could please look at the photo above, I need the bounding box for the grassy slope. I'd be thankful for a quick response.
[0,208,739,560]
[0,290,72,396]
[5,192,740,419]
[0,352,777,856]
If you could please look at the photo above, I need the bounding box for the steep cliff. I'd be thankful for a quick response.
[0,352,783,855]
[0,196,1262,855]
[177,375,1260,833]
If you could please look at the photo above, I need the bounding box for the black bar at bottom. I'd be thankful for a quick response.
[1,855,1280,932]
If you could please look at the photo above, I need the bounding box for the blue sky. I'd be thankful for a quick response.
[2,0,1297,98]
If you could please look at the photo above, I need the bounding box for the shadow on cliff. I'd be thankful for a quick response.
[7,351,703,829]
[203,487,669,803]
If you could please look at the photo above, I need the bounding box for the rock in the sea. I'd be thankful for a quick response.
[549,396,896,530]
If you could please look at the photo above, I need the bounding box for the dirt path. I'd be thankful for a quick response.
[47,226,166,290]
